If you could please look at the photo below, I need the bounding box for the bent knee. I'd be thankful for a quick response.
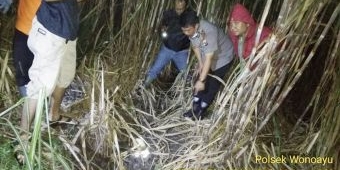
[57,72,75,88]
[26,82,56,99]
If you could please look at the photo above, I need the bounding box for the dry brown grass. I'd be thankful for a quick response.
[0,0,339,169]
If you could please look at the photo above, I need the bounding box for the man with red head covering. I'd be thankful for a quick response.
[228,3,271,68]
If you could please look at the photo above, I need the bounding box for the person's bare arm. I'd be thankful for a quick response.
[198,52,213,82]
[193,51,214,93]
[192,47,203,72]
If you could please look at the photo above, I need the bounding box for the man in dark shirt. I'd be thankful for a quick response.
[144,0,195,87]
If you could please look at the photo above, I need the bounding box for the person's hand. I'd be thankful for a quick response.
[194,62,203,77]
[0,0,13,14]
[161,26,168,32]
[194,80,205,93]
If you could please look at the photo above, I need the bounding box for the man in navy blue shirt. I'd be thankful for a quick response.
[144,0,195,87]
[16,0,79,164]
[24,0,79,127]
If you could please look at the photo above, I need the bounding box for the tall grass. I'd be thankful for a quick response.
[0,90,73,169]
[0,0,339,169]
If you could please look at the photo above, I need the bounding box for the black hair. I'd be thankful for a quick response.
[177,0,189,5]
[179,10,199,28]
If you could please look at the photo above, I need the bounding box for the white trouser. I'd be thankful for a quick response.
[26,17,77,99]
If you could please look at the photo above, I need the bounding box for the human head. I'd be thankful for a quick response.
[229,3,255,37]
[180,10,199,37]
[175,0,188,15]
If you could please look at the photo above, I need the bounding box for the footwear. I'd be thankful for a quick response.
[183,101,201,118]
[13,140,29,165]
[49,115,72,127]
[143,77,153,88]
[193,107,207,120]
[183,107,207,120]
[183,110,194,118]
[14,145,25,165]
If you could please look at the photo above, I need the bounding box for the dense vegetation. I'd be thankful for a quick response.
[0,0,339,169]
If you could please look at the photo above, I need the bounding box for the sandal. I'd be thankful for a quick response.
[49,115,73,127]
[12,140,28,166]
